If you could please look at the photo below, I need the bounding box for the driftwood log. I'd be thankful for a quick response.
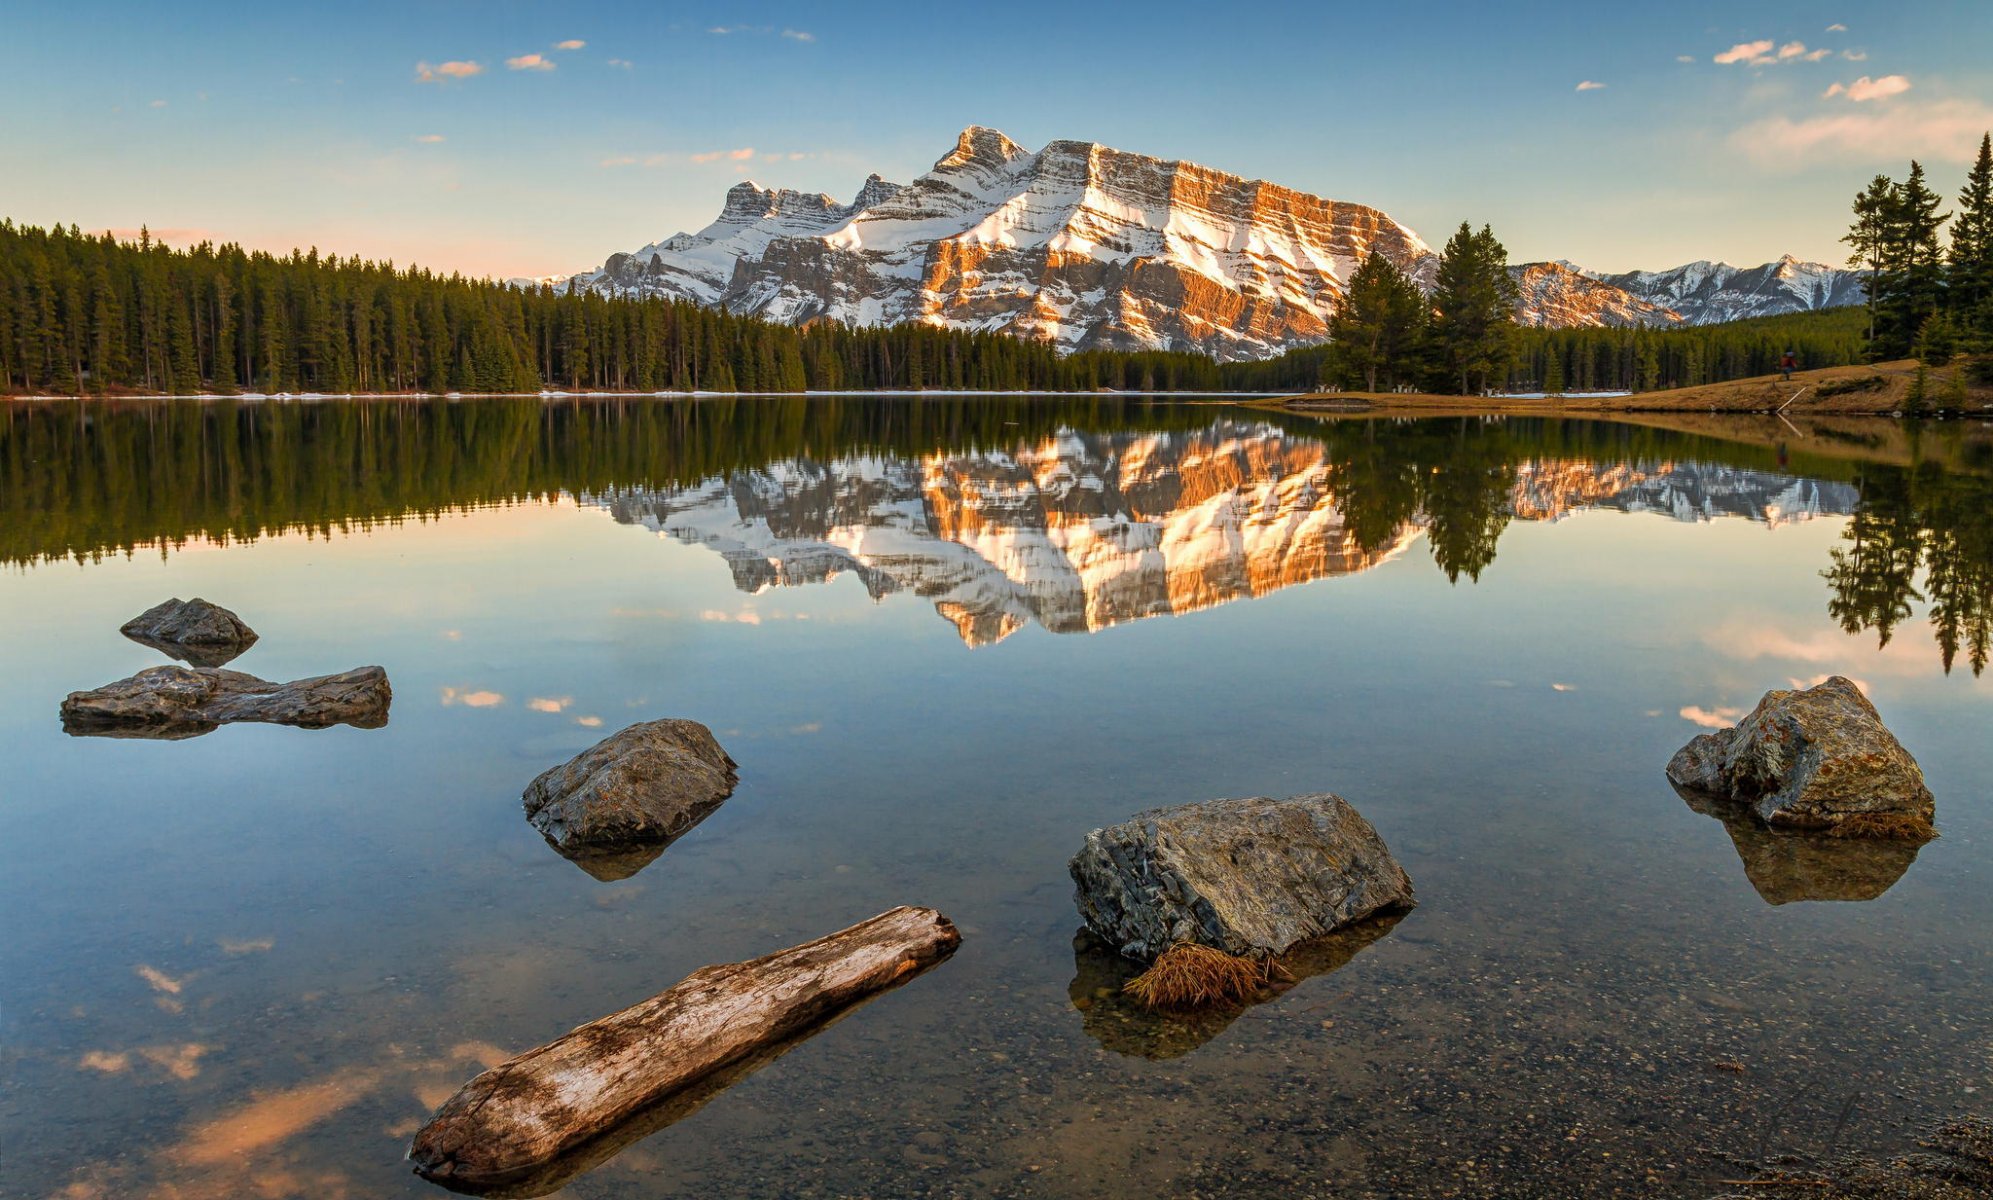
[407,906,960,1194]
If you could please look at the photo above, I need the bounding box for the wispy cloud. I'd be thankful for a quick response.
[414,133,446,144]
[527,696,572,713]
[1680,704,1745,729]
[602,147,809,170]
[1676,54,1696,63]
[708,24,816,42]
[554,39,585,50]
[1575,80,1606,91]
[506,53,555,71]
[1842,49,1868,61]
[1826,23,1848,33]
[607,57,633,69]
[150,98,168,108]
[1825,74,1911,102]
[1778,41,1831,62]
[1715,39,1776,65]
[1735,97,1993,167]
[415,59,483,83]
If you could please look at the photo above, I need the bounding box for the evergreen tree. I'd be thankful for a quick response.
[1327,252,1427,391]
[1430,223,1519,394]
[1949,133,1993,335]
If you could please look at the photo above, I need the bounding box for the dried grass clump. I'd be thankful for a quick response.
[1123,943,1290,1010]
[1828,811,1936,840]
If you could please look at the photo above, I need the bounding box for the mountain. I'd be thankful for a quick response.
[1580,256,1868,325]
[1510,262,1684,329]
[587,422,1857,646]
[566,127,1865,358]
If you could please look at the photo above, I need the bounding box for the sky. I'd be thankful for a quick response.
[3,1,1990,279]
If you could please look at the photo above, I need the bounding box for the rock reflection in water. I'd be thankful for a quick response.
[1678,788,1929,904]
[1068,909,1406,1060]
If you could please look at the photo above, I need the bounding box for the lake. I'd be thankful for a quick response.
[2,396,1989,1199]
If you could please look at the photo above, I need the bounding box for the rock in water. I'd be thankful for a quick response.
[61,665,390,738]
[1069,793,1415,962]
[522,720,738,872]
[1666,676,1934,838]
[119,598,258,666]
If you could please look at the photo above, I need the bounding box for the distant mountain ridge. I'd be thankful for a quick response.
[556,127,1866,359]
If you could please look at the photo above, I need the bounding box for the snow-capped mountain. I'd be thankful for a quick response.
[562,127,1865,357]
[575,126,1434,361]
[584,424,1857,645]
[1581,256,1867,325]
[1510,262,1684,329]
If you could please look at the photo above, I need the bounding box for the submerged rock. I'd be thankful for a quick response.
[1069,793,1414,962]
[1680,788,1928,904]
[119,597,259,667]
[1666,676,1934,838]
[523,720,738,875]
[61,664,391,738]
[1709,1116,1993,1199]
[1069,908,1404,1059]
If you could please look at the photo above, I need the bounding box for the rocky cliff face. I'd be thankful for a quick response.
[1511,262,1684,329]
[564,127,1867,356]
[579,126,1436,361]
[585,424,1857,645]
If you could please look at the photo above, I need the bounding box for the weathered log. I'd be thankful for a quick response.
[407,906,960,1193]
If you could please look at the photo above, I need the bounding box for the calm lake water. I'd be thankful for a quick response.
[2,397,1989,1199]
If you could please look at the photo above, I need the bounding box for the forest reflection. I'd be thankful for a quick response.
[4,397,1990,671]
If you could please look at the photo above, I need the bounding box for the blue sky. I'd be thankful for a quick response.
[4,1,1989,277]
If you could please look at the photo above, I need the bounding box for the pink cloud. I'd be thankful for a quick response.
[1715,39,1776,65]
[1824,74,1911,102]
[1733,97,1992,165]
[1680,705,1746,729]
[415,60,483,83]
[506,53,555,72]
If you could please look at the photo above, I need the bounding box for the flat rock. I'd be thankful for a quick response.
[61,665,389,735]
[522,720,738,872]
[1069,793,1415,962]
[119,598,258,666]
[61,665,391,738]
[1666,676,1934,836]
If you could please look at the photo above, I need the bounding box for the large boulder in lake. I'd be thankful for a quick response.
[120,598,258,667]
[61,664,391,739]
[1070,793,1415,962]
[1666,676,1934,838]
[523,719,738,878]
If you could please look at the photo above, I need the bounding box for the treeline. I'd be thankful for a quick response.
[1511,308,1871,393]
[0,220,1233,396]
[0,188,1957,399]
[1846,135,1993,362]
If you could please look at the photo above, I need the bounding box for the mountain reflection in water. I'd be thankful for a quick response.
[594,427,1861,646]
[3,396,1990,668]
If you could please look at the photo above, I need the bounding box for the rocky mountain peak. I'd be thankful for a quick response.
[937,125,1028,171]
[565,128,1870,354]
